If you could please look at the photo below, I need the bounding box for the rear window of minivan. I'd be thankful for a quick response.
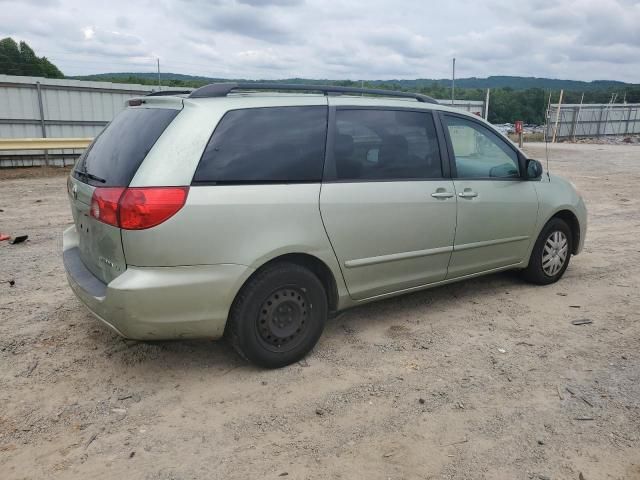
[192,106,327,184]
[74,107,180,187]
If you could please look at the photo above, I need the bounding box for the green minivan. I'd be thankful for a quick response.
[63,83,587,368]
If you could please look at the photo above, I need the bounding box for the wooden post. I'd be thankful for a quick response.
[624,104,633,136]
[572,93,584,142]
[601,93,616,137]
[552,89,564,143]
[35,81,49,168]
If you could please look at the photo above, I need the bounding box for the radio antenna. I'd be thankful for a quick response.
[544,129,550,180]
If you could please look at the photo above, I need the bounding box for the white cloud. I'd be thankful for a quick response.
[1,0,639,81]
[82,27,95,40]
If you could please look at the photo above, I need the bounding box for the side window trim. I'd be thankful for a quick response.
[322,105,338,181]
[441,112,525,181]
[433,110,452,179]
[322,106,450,183]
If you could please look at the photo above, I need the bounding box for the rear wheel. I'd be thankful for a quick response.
[226,262,327,368]
[522,218,572,285]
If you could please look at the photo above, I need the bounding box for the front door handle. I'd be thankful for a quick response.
[458,190,478,198]
[431,191,454,199]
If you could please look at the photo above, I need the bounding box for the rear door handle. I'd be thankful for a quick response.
[458,190,478,198]
[431,191,454,199]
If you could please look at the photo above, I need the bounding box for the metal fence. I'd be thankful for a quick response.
[0,74,485,167]
[0,74,176,167]
[439,100,485,116]
[546,103,640,140]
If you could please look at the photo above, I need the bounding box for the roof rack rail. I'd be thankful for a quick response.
[188,82,438,104]
[146,90,193,97]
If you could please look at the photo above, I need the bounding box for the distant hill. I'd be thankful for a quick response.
[370,76,631,91]
[74,73,637,91]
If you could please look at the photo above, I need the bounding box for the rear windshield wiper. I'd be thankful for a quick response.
[76,170,106,184]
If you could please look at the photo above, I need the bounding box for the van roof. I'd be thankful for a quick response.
[186,82,440,104]
[134,83,482,120]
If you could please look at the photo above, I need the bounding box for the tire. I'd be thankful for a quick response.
[521,218,573,285]
[225,262,328,368]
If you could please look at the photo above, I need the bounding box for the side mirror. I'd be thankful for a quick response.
[526,159,543,179]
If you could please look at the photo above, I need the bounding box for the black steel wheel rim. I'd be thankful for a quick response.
[256,286,310,353]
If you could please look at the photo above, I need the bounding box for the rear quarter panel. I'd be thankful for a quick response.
[121,183,349,298]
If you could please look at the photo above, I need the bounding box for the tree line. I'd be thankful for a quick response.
[0,37,63,78]
[82,75,640,125]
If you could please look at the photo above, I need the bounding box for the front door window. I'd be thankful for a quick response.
[444,116,520,179]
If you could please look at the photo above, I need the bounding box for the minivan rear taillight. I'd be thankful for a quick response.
[90,187,188,230]
[90,187,125,227]
[119,187,189,230]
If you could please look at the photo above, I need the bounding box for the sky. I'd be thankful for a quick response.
[1,0,639,81]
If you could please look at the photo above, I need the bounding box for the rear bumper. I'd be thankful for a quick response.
[63,226,253,340]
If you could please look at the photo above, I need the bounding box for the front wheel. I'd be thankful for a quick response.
[521,218,573,285]
[225,262,328,368]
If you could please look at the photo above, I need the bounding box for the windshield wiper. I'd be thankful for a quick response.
[76,170,106,184]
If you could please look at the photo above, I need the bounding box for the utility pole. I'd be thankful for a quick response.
[484,88,490,120]
[157,58,161,90]
[451,57,456,105]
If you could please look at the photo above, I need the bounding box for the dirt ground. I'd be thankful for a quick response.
[1,143,639,480]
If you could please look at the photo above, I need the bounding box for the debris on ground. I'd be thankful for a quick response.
[568,135,640,145]
[571,319,593,326]
[84,432,98,449]
[581,396,594,407]
[9,235,28,245]
[441,437,469,447]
